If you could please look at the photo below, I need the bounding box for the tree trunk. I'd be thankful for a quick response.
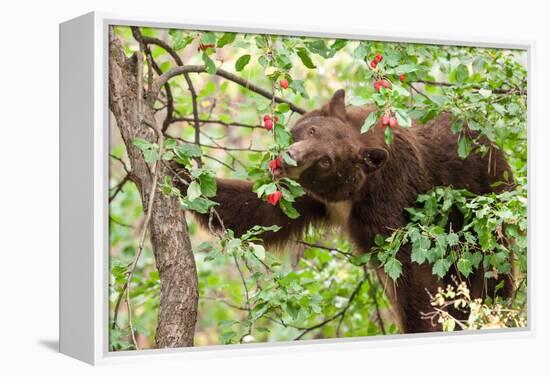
[108,29,198,348]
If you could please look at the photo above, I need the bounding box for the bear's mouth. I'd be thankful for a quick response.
[278,163,305,180]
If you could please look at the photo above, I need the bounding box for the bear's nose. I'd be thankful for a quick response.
[284,141,307,166]
[286,149,297,162]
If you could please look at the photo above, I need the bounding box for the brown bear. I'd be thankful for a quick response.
[179,89,514,333]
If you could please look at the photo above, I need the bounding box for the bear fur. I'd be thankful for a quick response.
[179,89,515,333]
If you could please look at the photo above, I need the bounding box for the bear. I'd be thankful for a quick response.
[176,89,515,334]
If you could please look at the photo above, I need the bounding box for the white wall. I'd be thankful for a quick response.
[1,0,548,375]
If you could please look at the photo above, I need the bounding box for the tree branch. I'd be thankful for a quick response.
[412,80,525,95]
[172,116,263,130]
[148,65,307,114]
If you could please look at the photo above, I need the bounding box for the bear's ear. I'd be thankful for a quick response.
[360,147,388,171]
[328,89,347,122]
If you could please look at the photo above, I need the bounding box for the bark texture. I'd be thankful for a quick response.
[108,30,198,348]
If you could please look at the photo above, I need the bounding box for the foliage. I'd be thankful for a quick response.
[109,25,527,349]
[372,181,527,282]
[424,280,527,331]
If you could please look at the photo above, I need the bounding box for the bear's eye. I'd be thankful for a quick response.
[309,127,316,136]
[318,157,331,169]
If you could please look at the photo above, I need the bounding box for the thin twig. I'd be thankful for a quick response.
[173,136,266,153]
[364,267,386,335]
[296,240,354,259]
[294,277,366,340]
[109,173,131,203]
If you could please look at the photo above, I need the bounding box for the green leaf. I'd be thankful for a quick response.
[219,331,236,345]
[394,64,418,75]
[175,144,202,158]
[361,112,377,133]
[235,54,251,72]
[289,80,309,99]
[162,151,174,160]
[384,126,393,145]
[250,243,266,260]
[447,233,459,246]
[216,32,236,48]
[199,173,217,197]
[297,48,316,69]
[455,64,469,83]
[285,302,300,320]
[276,102,291,114]
[411,245,428,264]
[451,122,463,134]
[374,234,386,246]
[330,39,347,52]
[395,108,412,128]
[218,319,239,328]
[274,123,292,148]
[132,137,152,151]
[201,32,216,45]
[187,181,202,201]
[168,29,190,51]
[432,258,451,278]
[350,253,371,266]
[143,149,159,163]
[457,258,473,277]
[163,138,177,149]
[282,152,297,167]
[182,196,217,214]
[392,83,410,97]
[202,52,216,74]
[384,257,402,281]
[458,136,472,159]
[279,198,300,219]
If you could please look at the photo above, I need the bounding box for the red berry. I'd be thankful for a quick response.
[370,61,378,69]
[374,81,381,92]
[263,114,271,122]
[380,79,389,88]
[266,191,282,206]
[264,119,273,130]
[279,79,289,89]
[268,157,282,173]
[399,74,406,82]
[273,116,279,124]
[374,54,383,63]
[381,114,390,125]
[389,117,398,128]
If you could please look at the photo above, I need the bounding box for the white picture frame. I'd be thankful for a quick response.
[59,11,535,365]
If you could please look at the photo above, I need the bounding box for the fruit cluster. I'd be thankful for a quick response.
[268,156,282,174]
[381,113,398,128]
[370,53,383,69]
[367,53,409,133]
[263,114,279,131]
[374,79,389,92]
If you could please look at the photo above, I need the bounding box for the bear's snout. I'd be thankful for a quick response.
[285,141,306,164]
[281,141,313,179]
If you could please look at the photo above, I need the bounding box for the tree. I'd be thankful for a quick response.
[108,26,527,350]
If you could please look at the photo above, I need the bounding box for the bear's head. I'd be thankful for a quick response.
[279,89,388,203]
